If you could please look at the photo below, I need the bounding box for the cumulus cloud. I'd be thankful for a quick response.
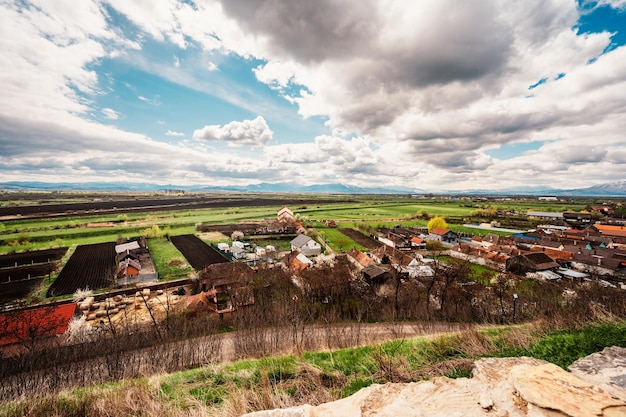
[165,130,185,137]
[3,0,626,190]
[101,108,120,120]
[193,116,273,147]
[216,0,626,187]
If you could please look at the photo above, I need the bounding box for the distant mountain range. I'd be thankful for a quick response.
[0,181,419,195]
[1,180,626,196]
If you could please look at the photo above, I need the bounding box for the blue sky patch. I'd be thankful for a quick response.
[528,78,548,90]
[484,141,546,160]
[576,2,626,54]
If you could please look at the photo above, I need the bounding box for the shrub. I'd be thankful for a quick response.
[425,240,445,251]
[427,217,447,233]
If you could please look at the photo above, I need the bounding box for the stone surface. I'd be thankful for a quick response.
[243,353,626,417]
[512,362,624,417]
[569,346,626,401]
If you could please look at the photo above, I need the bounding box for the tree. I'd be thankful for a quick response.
[427,217,447,233]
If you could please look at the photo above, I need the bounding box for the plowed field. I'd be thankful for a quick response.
[170,235,229,270]
[47,242,116,297]
[0,248,68,269]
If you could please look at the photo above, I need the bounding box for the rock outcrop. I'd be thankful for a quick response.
[243,353,626,417]
[569,346,626,402]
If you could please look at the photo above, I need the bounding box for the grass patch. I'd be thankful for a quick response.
[147,237,193,281]
[526,321,626,369]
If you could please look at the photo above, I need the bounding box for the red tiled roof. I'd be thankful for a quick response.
[430,228,451,236]
[594,224,626,238]
[347,248,374,267]
[411,237,424,244]
[0,303,78,346]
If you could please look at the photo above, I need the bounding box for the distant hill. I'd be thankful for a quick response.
[0,181,419,195]
[571,180,626,196]
[1,180,625,196]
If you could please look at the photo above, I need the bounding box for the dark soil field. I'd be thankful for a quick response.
[0,263,58,284]
[170,234,229,270]
[47,242,116,297]
[196,223,264,234]
[0,278,45,304]
[0,197,345,220]
[0,248,68,269]
[338,228,382,250]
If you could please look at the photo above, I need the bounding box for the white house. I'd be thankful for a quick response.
[115,241,140,254]
[290,235,322,256]
[217,242,230,252]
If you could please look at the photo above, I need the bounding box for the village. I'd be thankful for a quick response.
[3,202,626,349]
[1,201,626,360]
[2,198,626,403]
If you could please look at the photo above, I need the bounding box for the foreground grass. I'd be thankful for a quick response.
[2,320,624,417]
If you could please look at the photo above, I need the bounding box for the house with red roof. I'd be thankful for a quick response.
[429,228,458,244]
[592,224,626,239]
[410,236,426,250]
[0,303,79,350]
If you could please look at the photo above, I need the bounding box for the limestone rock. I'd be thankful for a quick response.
[242,355,626,417]
[512,362,624,417]
[569,346,626,401]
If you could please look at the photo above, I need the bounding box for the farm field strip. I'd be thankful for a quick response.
[0,263,58,283]
[146,237,193,281]
[170,234,229,270]
[0,277,45,304]
[338,228,382,250]
[0,196,346,220]
[46,242,116,297]
[0,247,68,268]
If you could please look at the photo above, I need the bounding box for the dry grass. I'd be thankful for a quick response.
[2,318,624,417]
[0,381,201,417]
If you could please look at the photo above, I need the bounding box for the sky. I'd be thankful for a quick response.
[1,0,626,192]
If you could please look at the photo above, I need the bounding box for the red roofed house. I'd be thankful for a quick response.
[347,248,374,270]
[410,236,426,250]
[593,224,626,239]
[0,303,79,353]
[429,228,458,244]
